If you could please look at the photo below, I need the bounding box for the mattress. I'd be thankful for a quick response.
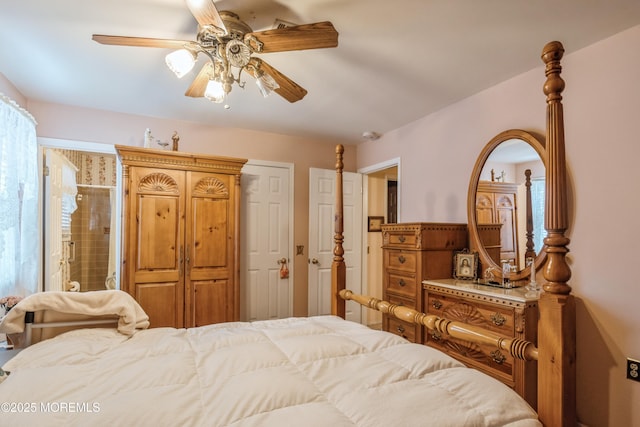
[0,315,540,426]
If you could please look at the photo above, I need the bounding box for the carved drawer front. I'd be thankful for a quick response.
[426,328,514,378]
[424,291,516,380]
[385,249,417,273]
[427,293,515,337]
[386,272,417,300]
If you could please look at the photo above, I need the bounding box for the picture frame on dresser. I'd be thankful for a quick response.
[453,250,478,280]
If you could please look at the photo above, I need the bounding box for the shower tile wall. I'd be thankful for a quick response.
[70,187,111,291]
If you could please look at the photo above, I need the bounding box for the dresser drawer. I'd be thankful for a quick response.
[382,223,467,250]
[385,272,417,299]
[382,295,419,343]
[387,316,417,342]
[384,229,420,249]
[426,293,515,337]
[385,249,417,273]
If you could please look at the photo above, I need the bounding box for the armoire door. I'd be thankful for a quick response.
[127,166,185,328]
[185,171,234,327]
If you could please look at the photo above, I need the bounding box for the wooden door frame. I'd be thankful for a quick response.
[37,137,119,293]
[358,157,401,303]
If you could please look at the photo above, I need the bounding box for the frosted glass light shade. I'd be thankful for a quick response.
[165,49,196,78]
[204,80,225,103]
[255,72,280,97]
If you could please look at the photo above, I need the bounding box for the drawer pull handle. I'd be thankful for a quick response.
[491,350,506,365]
[396,325,405,333]
[398,235,406,243]
[490,312,506,326]
[398,279,406,287]
[398,255,406,264]
[432,299,443,310]
[430,330,441,342]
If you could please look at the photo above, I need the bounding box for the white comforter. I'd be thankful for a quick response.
[0,316,540,426]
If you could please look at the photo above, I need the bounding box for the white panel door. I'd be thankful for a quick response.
[44,149,64,292]
[308,168,363,323]
[240,163,292,321]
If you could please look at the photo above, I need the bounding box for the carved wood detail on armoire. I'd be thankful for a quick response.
[116,146,247,328]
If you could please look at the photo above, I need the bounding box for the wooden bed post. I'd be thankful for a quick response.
[524,169,536,261]
[538,41,577,427]
[331,144,346,318]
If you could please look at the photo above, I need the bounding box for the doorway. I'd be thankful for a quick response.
[359,158,400,329]
[39,138,119,293]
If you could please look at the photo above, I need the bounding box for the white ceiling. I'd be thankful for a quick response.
[2,0,640,144]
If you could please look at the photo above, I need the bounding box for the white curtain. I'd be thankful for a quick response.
[0,93,38,298]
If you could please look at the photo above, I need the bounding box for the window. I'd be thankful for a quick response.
[0,93,39,298]
[531,178,545,253]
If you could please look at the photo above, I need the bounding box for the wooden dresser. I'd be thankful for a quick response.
[423,279,538,408]
[116,146,247,328]
[381,223,467,343]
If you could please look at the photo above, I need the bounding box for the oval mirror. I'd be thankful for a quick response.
[467,129,547,282]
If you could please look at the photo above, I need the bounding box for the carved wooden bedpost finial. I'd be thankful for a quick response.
[331,144,346,318]
[538,40,577,427]
[541,40,571,296]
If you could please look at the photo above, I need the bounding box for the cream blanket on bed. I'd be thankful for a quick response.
[0,290,149,337]
[0,316,540,426]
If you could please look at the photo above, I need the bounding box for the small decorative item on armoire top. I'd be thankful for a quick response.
[171,131,180,151]
[144,128,153,148]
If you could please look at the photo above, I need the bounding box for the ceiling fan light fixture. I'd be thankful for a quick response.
[165,49,197,78]
[204,79,225,103]
[255,72,280,98]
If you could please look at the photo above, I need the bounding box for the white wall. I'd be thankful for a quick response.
[357,26,640,427]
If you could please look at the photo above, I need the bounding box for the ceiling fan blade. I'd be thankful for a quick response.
[92,35,194,49]
[185,62,214,98]
[185,0,226,32]
[245,21,338,53]
[246,59,307,103]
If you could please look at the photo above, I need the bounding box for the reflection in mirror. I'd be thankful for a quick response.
[468,129,546,281]
[43,148,117,292]
[478,139,545,269]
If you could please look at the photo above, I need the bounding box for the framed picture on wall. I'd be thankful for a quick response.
[453,250,478,280]
[367,216,384,232]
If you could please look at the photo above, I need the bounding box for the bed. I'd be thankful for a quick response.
[0,40,575,426]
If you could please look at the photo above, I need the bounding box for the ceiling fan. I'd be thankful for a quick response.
[92,0,339,105]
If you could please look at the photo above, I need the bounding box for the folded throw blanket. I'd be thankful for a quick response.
[0,290,149,337]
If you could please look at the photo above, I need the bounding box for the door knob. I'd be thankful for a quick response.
[277,258,287,265]
[311,258,319,264]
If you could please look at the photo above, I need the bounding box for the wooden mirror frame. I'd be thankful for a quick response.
[467,129,548,282]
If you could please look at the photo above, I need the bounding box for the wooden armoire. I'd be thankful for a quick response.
[116,146,247,328]
[475,181,518,266]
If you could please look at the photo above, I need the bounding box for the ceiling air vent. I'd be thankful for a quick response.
[272,19,297,30]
